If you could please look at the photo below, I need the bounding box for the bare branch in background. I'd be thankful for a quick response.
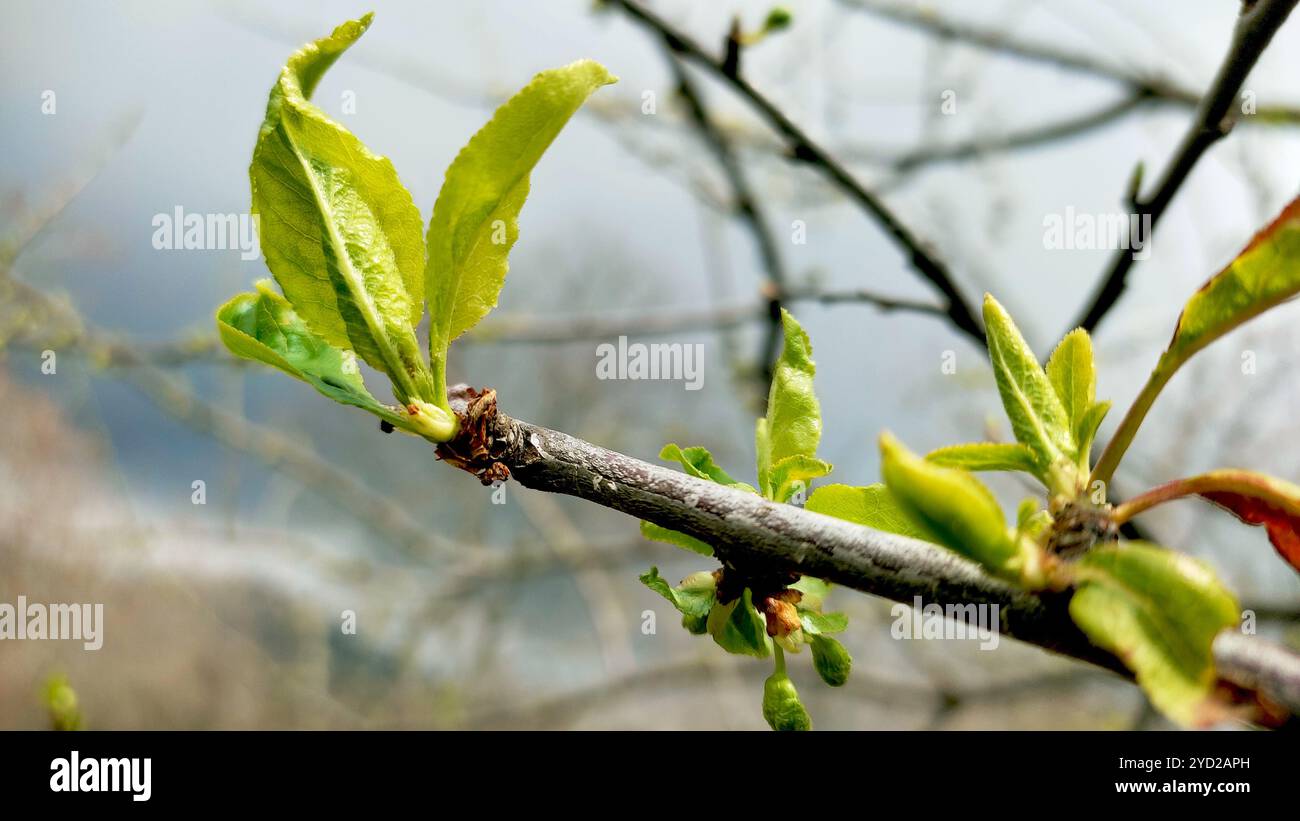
[463,653,1112,729]
[610,0,986,348]
[1,276,455,562]
[664,50,789,388]
[515,489,637,678]
[882,90,1155,172]
[12,285,943,364]
[1072,0,1300,334]
[838,0,1300,123]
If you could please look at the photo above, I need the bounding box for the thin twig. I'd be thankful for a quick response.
[514,489,638,678]
[1072,0,1299,335]
[462,653,1106,729]
[3,277,456,561]
[883,91,1154,172]
[610,0,986,348]
[665,50,789,389]
[839,0,1300,123]
[20,287,944,361]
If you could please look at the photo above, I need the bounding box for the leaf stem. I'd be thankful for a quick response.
[1110,479,1196,525]
[429,352,451,412]
[1112,470,1300,524]
[1090,360,1173,487]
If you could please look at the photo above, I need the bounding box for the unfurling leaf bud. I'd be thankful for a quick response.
[403,398,459,442]
[879,431,1023,579]
[762,672,812,731]
[811,634,851,687]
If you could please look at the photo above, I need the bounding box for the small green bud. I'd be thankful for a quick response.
[42,675,82,731]
[681,613,708,635]
[763,7,793,32]
[402,398,458,442]
[762,672,812,731]
[810,634,851,687]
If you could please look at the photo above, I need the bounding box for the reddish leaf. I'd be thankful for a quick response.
[1201,491,1300,572]
[1114,469,1300,574]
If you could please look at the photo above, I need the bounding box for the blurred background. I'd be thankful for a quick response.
[2,0,1299,730]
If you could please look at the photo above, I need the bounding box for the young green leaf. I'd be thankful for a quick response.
[799,610,849,636]
[639,521,714,557]
[1073,400,1111,468]
[879,432,1025,580]
[926,442,1039,475]
[790,576,830,610]
[680,614,709,635]
[217,283,410,430]
[707,589,772,658]
[983,294,1074,471]
[658,443,756,492]
[1163,197,1300,373]
[1113,469,1300,573]
[639,567,716,618]
[810,634,852,687]
[250,14,432,404]
[806,483,942,544]
[1068,543,1239,727]
[757,310,822,481]
[1046,328,1096,448]
[426,60,617,399]
[1093,197,1300,483]
[768,454,832,504]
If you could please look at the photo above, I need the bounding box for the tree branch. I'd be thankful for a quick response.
[884,91,1154,173]
[610,0,986,348]
[1072,0,1299,335]
[438,385,1300,721]
[18,287,943,361]
[664,50,789,387]
[839,0,1300,123]
[1,277,455,561]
